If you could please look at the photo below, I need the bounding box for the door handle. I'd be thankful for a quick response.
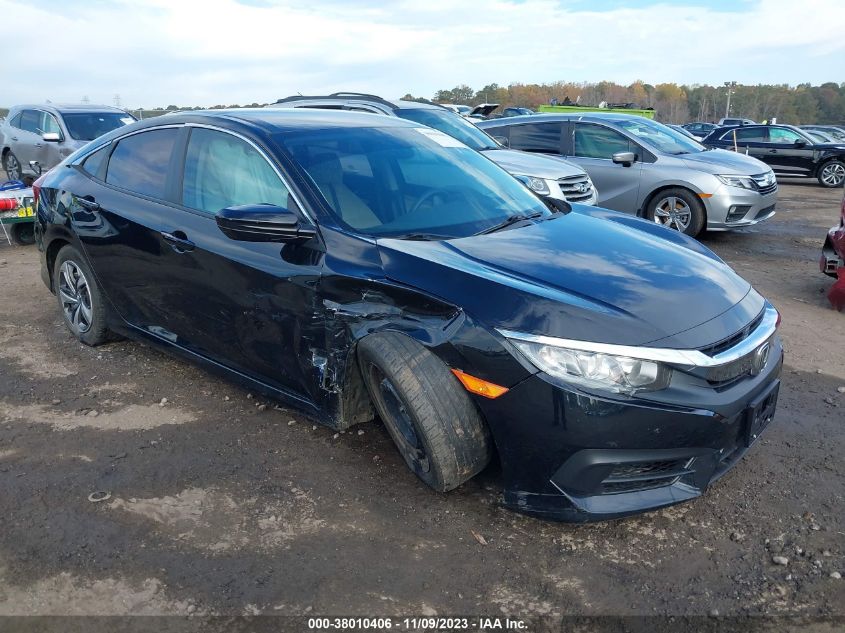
[10,136,18,141]
[161,230,195,253]
[768,149,778,154]
[34,143,43,148]
[77,196,100,211]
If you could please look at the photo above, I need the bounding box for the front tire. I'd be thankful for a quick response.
[4,151,22,181]
[646,187,705,237]
[53,245,111,346]
[358,332,492,492]
[9,222,35,245]
[818,160,845,188]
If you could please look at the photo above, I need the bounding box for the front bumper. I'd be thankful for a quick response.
[473,337,783,522]
[704,184,778,230]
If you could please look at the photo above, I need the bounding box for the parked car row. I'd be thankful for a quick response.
[479,112,777,236]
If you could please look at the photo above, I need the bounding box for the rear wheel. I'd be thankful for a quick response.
[646,187,705,237]
[358,332,492,492]
[818,160,845,188]
[9,222,35,245]
[3,151,22,181]
[53,245,111,346]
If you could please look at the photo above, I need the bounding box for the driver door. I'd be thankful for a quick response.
[761,127,815,176]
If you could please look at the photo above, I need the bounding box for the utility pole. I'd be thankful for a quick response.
[724,81,737,119]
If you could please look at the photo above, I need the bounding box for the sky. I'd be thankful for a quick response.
[2,0,844,109]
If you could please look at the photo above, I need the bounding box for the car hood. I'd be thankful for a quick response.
[377,207,763,349]
[680,148,771,175]
[484,149,587,179]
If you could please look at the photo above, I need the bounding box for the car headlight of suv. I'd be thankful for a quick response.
[506,337,672,395]
[716,174,756,190]
[515,175,551,196]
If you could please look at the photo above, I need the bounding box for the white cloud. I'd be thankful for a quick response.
[1,0,843,108]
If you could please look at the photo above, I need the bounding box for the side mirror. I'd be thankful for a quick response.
[493,135,509,148]
[216,204,317,243]
[794,139,807,148]
[612,151,636,167]
[42,132,62,142]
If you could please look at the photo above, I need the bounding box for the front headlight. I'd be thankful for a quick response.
[716,174,756,190]
[515,175,551,196]
[509,339,672,395]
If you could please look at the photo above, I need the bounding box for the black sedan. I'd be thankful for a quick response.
[34,109,782,522]
[702,124,845,187]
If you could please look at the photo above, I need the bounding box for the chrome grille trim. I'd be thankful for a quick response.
[557,174,594,202]
[498,305,779,369]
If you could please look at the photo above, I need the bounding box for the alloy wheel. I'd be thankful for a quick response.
[821,162,845,187]
[58,261,94,334]
[653,196,692,232]
[4,154,21,180]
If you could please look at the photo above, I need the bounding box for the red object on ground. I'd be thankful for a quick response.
[828,267,845,312]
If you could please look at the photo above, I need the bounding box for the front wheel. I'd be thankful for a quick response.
[53,245,112,346]
[9,222,35,245]
[358,332,492,492]
[646,188,705,237]
[818,160,845,188]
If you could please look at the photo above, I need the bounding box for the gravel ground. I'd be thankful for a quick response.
[0,180,843,625]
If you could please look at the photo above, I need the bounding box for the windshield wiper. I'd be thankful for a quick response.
[476,211,544,235]
[393,232,451,241]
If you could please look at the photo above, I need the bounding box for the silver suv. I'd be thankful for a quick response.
[479,113,777,237]
[1,104,134,181]
[266,93,597,205]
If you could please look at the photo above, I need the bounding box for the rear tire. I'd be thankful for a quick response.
[9,222,35,245]
[53,245,111,346]
[818,160,845,188]
[3,151,22,181]
[646,187,705,237]
[358,332,492,492]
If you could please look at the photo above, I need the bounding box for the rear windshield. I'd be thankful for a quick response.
[276,125,548,239]
[62,112,135,141]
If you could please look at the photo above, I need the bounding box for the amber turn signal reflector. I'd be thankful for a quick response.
[450,369,509,399]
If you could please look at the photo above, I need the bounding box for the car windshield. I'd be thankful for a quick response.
[62,112,134,141]
[277,125,550,239]
[615,118,706,155]
[395,108,499,151]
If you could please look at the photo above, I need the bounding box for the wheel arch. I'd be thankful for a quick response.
[44,238,72,293]
[639,183,708,223]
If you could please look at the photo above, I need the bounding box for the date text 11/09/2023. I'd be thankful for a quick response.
[307,617,528,630]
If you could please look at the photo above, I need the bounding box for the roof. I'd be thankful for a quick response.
[148,107,419,134]
[271,93,444,113]
[9,103,127,114]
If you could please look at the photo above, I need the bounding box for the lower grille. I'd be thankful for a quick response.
[599,458,693,494]
[558,174,594,202]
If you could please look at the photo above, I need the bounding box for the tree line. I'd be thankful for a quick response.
[418,81,845,125]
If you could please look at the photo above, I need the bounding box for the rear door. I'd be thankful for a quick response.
[70,126,185,331]
[565,121,642,212]
[720,126,769,164]
[11,109,43,169]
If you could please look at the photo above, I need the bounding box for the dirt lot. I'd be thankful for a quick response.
[0,181,843,624]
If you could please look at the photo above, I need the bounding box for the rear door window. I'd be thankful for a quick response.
[508,123,562,154]
[106,128,179,200]
[181,128,289,215]
[19,110,41,134]
[722,127,767,142]
[573,123,632,159]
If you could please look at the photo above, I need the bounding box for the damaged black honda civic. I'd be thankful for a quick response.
[34,109,782,522]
